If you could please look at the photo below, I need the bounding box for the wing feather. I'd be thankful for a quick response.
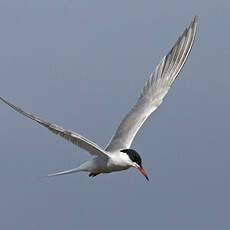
[0,97,109,158]
[106,16,197,152]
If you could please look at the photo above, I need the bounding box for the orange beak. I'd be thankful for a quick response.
[137,166,149,181]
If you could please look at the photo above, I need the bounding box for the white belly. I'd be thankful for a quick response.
[79,152,132,174]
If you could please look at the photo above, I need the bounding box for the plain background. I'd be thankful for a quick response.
[0,1,229,229]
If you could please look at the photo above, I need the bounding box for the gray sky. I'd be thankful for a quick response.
[0,0,229,229]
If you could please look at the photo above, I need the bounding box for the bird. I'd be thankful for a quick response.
[0,16,197,181]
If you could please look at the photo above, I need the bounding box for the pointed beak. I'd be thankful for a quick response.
[137,166,149,181]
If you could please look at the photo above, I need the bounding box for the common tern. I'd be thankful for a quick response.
[0,17,197,181]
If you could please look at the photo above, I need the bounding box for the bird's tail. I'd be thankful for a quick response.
[47,167,82,177]
[47,159,95,177]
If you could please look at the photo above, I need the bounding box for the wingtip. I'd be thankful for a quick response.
[193,15,198,23]
[191,15,198,30]
[191,16,198,40]
[0,96,7,104]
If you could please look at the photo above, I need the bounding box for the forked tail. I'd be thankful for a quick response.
[47,167,82,177]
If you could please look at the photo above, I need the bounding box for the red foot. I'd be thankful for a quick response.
[88,172,101,177]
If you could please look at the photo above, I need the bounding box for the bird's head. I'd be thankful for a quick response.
[120,149,149,181]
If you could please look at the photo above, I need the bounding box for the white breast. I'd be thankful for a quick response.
[105,152,132,173]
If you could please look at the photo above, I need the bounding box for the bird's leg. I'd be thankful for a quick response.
[88,172,101,177]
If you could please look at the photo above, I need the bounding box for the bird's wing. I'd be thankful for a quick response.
[0,97,109,159]
[106,16,197,152]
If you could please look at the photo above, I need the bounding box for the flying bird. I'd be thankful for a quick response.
[0,17,197,181]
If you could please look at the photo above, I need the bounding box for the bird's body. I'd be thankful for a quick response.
[49,151,133,177]
[88,154,131,173]
[0,17,198,181]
